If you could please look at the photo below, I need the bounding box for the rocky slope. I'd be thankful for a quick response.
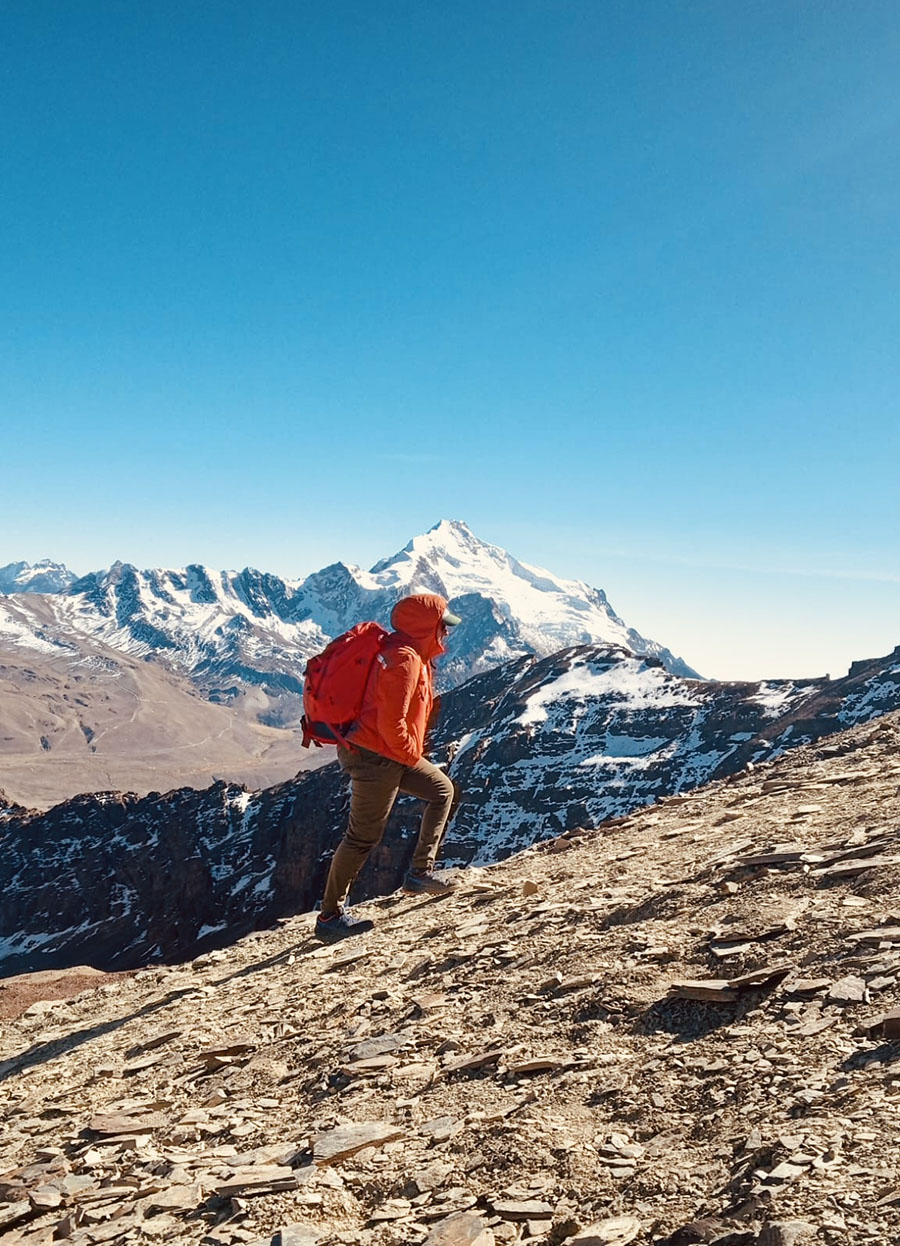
[2,644,899,978]
[434,644,900,864]
[2,713,900,1246]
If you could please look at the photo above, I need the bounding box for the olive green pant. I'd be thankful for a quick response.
[321,745,459,916]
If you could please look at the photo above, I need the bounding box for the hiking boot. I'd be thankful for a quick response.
[402,869,457,897]
[314,908,374,943]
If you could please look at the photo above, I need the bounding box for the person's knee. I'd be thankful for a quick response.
[431,772,455,809]
[345,825,385,854]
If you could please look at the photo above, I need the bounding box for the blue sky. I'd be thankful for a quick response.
[2,1,898,680]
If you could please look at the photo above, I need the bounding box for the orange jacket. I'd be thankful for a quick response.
[349,593,448,766]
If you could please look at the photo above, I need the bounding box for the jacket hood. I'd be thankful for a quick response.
[390,593,449,660]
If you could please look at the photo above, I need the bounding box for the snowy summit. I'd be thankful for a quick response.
[0,560,76,595]
[361,520,699,682]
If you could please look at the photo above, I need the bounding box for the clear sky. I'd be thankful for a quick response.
[2,2,898,681]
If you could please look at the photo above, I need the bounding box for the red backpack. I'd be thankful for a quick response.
[300,621,389,748]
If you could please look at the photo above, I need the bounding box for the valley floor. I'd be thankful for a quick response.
[2,714,900,1245]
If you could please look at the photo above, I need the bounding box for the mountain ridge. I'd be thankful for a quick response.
[2,522,699,690]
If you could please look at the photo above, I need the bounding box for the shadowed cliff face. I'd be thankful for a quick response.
[0,765,432,978]
[1,643,898,976]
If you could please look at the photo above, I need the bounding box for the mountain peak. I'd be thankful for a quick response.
[104,560,139,585]
[0,559,77,594]
[361,519,700,678]
[425,518,476,540]
[379,520,531,579]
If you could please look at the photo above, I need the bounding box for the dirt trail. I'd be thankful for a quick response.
[0,968,127,1022]
[2,713,900,1245]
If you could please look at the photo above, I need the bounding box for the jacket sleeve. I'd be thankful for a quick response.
[375,648,421,765]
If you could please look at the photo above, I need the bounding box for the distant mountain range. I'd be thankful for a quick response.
[0,559,75,594]
[1,520,699,692]
[0,522,699,805]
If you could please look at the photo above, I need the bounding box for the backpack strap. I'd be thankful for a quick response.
[328,723,356,751]
[299,716,356,751]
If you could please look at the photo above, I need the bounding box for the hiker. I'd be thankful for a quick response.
[314,593,462,942]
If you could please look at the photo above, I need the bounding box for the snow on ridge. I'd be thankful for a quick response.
[374,520,611,625]
[595,733,672,758]
[750,682,805,714]
[0,599,72,655]
[838,656,900,725]
[518,655,697,727]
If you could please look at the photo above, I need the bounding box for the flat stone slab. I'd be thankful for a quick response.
[565,1217,642,1245]
[443,1047,505,1073]
[347,1032,412,1061]
[309,1122,406,1166]
[827,975,868,1005]
[277,1224,321,1246]
[490,1199,553,1220]
[88,1112,168,1135]
[424,1212,495,1246]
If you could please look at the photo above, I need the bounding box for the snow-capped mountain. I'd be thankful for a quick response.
[0,559,76,594]
[0,522,699,733]
[350,519,699,683]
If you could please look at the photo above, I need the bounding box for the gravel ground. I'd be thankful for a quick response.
[2,712,900,1246]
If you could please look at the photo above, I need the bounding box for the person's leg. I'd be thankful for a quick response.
[397,758,457,874]
[434,777,461,861]
[321,748,403,916]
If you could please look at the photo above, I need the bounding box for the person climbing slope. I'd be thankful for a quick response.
[314,592,461,942]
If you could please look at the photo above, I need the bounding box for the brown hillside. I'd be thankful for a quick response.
[2,713,900,1245]
[0,637,322,810]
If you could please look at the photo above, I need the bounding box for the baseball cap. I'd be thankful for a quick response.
[442,607,462,626]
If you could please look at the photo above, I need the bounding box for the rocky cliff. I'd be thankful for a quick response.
[2,645,899,977]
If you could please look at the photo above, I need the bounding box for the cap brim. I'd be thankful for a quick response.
[442,609,462,627]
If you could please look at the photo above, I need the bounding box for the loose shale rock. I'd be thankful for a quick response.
[2,714,900,1245]
[424,1211,495,1245]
